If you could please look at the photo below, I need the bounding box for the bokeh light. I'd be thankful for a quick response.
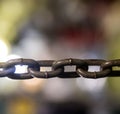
[0,39,9,60]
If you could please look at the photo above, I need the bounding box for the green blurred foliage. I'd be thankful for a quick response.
[0,0,46,44]
[103,1,120,98]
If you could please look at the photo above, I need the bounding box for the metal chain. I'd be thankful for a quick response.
[0,58,120,80]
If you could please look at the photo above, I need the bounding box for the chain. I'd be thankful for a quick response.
[0,58,120,80]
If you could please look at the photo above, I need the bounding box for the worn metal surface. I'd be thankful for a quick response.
[0,58,120,80]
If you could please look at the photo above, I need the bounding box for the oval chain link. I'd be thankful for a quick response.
[76,59,111,79]
[52,58,88,78]
[0,62,15,77]
[5,58,40,79]
[29,60,64,78]
[101,59,120,77]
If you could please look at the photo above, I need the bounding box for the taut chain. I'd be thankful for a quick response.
[0,58,120,80]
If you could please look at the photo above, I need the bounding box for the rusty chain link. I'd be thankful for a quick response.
[0,58,120,80]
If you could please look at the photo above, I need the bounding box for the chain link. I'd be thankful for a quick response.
[0,58,120,80]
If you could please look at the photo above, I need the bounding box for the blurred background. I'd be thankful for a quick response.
[0,0,120,114]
